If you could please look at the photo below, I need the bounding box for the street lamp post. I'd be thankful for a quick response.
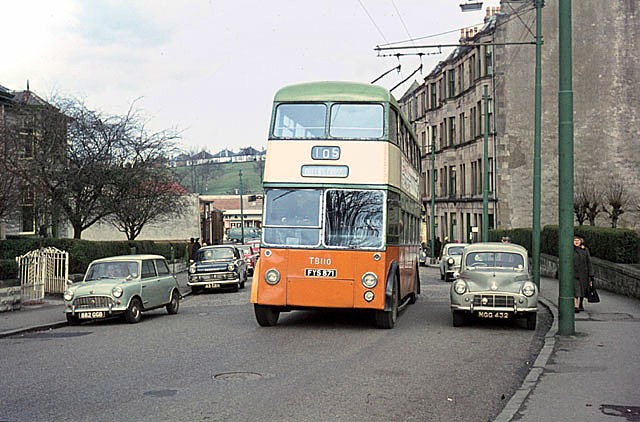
[557,0,575,335]
[482,85,490,242]
[430,138,436,261]
[239,170,245,244]
[532,0,544,289]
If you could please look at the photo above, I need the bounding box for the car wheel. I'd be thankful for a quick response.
[124,297,142,324]
[375,280,398,329]
[452,310,466,327]
[240,272,246,289]
[440,272,445,281]
[526,313,537,330]
[254,304,280,326]
[166,291,179,315]
[66,314,80,326]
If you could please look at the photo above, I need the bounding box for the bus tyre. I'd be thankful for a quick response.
[375,280,398,329]
[255,304,280,327]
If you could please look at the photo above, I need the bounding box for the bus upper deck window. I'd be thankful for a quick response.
[329,104,384,139]
[273,104,326,139]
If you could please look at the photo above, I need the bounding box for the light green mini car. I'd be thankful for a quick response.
[63,254,181,325]
[449,242,537,330]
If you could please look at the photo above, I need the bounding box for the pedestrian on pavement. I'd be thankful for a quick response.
[434,236,442,262]
[501,236,511,243]
[573,234,594,313]
[192,237,202,258]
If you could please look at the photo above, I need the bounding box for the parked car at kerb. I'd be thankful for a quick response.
[237,244,257,275]
[188,245,248,293]
[439,243,468,281]
[449,242,537,330]
[63,255,181,325]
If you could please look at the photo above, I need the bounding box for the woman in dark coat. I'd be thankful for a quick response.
[573,235,594,312]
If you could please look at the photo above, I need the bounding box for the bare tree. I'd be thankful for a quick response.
[105,170,190,240]
[602,180,628,228]
[582,181,603,226]
[0,125,21,221]
[6,96,181,239]
[573,189,588,226]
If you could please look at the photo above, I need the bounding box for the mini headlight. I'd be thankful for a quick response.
[453,280,467,295]
[522,281,536,297]
[361,272,378,289]
[265,268,281,285]
[447,257,454,265]
[112,286,123,298]
[63,289,74,301]
[227,263,235,271]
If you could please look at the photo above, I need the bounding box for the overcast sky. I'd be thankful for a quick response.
[2,0,499,153]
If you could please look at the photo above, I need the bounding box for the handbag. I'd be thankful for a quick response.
[587,284,600,303]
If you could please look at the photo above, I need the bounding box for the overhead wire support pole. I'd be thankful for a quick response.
[532,0,544,289]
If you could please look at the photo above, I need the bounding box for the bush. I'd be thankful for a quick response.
[0,259,19,281]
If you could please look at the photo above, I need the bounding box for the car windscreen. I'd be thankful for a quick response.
[197,248,235,261]
[448,246,465,256]
[465,252,525,270]
[85,261,139,280]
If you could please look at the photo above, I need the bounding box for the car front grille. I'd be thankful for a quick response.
[193,272,235,281]
[473,295,515,308]
[73,296,114,309]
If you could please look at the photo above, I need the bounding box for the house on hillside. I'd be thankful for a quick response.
[233,147,265,163]
[170,147,265,167]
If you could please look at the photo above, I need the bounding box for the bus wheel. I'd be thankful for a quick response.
[255,304,280,327]
[409,264,419,304]
[375,280,398,329]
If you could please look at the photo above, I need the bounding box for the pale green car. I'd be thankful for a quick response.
[450,242,538,330]
[63,254,181,325]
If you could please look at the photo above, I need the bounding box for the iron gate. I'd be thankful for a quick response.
[16,247,69,303]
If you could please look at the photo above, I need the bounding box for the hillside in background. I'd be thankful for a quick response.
[174,161,264,195]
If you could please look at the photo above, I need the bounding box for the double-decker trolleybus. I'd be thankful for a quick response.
[251,81,423,329]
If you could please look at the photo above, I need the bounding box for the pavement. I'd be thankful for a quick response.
[1,271,639,422]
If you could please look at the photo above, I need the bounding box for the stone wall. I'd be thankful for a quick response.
[540,253,640,299]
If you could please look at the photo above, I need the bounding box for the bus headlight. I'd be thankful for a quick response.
[63,289,74,301]
[522,281,536,297]
[453,280,467,295]
[111,286,123,298]
[265,269,281,285]
[363,291,375,302]
[361,272,378,289]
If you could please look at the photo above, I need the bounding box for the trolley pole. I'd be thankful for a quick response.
[482,85,489,242]
[557,0,575,335]
[532,0,544,289]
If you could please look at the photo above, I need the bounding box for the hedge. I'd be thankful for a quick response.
[490,226,639,264]
[0,239,188,280]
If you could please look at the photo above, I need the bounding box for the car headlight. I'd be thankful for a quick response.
[63,289,74,301]
[447,257,454,265]
[112,286,123,298]
[227,263,235,271]
[265,268,280,285]
[522,281,536,297]
[189,264,196,274]
[453,280,467,295]
[361,272,378,289]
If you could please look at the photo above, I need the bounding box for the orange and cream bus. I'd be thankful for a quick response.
[250,81,423,328]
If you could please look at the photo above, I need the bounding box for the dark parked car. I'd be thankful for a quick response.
[188,245,248,293]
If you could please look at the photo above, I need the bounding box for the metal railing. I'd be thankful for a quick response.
[16,247,69,303]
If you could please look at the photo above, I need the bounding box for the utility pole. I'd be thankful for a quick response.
[430,138,436,261]
[558,0,575,335]
[532,0,544,289]
[482,85,489,242]
[239,170,245,245]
